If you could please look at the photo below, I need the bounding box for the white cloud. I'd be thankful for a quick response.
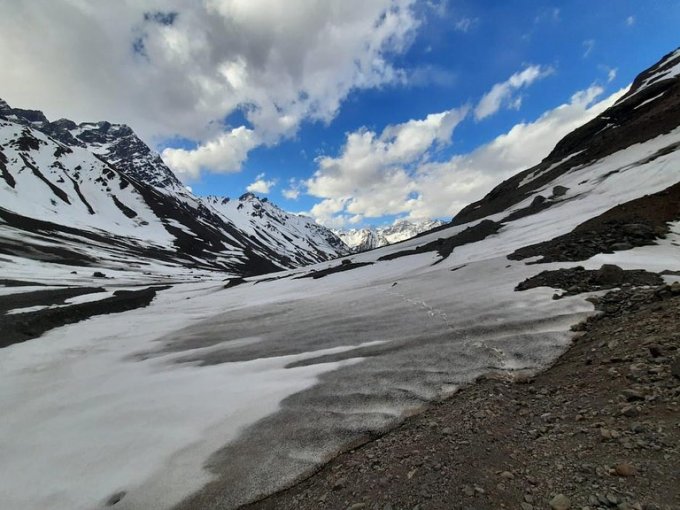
[162,127,259,179]
[583,39,595,58]
[246,173,277,194]
[626,16,635,26]
[282,179,302,200]
[306,85,627,225]
[534,7,560,24]
[306,106,468,224]
[282,188,301,200]
[0,0,420,179]
[453,17,478,33]
[474,65,553,120]
[607,68,617,83]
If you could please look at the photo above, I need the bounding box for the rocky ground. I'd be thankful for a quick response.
[245,282,680,510]
[515,265,664,298]
[0,283,170,348]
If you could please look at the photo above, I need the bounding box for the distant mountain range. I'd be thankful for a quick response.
[334,220,445,252]
[0,99,349,275]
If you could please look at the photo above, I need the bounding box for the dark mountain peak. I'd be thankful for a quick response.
[52,118,78,131]
[0,99,49,124]
[204,195,231,205]
[239,192,257,201]
[618,47,680,102]
[0,98,183,191]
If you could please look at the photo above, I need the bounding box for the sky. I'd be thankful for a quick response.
[0,1,679,228]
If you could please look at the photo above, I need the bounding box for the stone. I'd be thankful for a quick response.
[333,477,347,490]
[550,494,572,510]
[670,357,680,380]
[621,405,639,418]
[600,428,613,440]
[551,185,569,198]
[106,492,126,506]
[500,471,514,479]
[614,463,636,477]
[647,345,663,358]
[622,389,645,402]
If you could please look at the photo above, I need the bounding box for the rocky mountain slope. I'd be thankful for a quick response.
[0,100,348,275]
[203,193,349,267]
[334,219,445,252]
[451,47,680,227]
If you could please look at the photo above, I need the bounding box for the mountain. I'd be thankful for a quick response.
[334,219,445,252]
[0,100,348,275]
[203,193,349,267]
[452,47,680,227]
[3,49,680,510]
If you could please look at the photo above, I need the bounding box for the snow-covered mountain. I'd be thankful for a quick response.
[334,219,445,252]
[0,100,348,275]
[203,193,349,267]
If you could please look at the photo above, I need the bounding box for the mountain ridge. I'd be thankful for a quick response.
[334,219,445,252]
[0,101,349,275]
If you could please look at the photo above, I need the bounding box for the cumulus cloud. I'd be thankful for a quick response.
[306,106,468,224]
[307,85,627,226]
[282,188,301,200]
[608,68,618,83]
[162,127,259,179]
[0,0,419,179]
[246,173,277,194]
[626,16,636,26]
[474,65,553,121]
[282,179,302,200]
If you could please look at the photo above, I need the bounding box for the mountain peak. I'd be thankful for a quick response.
[239,192,257,201]
[0,98,183,192]
[335,219,445,252]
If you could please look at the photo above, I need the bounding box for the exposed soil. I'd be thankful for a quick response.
[508,182,680,263]
[0,286,105,315]
[515,265,664,298]
[0,285,170,348]
[295,261,374,279]
[0,279,47,287]
[244,284,680,510]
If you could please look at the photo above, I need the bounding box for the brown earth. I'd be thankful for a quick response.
[244,284,680,510]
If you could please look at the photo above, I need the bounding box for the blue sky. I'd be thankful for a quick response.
[2,0,679,228]
[175,0,680,226]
